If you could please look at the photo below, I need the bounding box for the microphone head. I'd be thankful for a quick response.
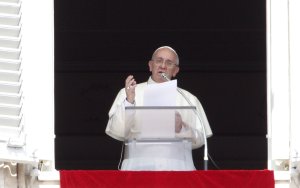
[161,73,170,81]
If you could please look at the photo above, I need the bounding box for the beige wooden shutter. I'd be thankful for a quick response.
[0,0,23,141]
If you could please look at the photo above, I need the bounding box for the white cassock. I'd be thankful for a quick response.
[106,77,212,171]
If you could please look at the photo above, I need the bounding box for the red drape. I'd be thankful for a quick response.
[60,170,274,188]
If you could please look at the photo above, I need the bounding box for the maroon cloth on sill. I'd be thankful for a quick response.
[60,170,275,188]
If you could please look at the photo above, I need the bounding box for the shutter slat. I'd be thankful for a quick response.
[0,14,20,26]
[0,37,21,48]
[0,104,22,116]
[0,26,20,37]
[0,48,21,60]
[0,59,21,71]
[0,0,20,4]
[0,93,21,104]
[0,70,21,82]
[0,2,20,15]
[0,82,21,94]
[0,114,21,127]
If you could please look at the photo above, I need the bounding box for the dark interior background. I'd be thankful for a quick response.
[54,0,267,170]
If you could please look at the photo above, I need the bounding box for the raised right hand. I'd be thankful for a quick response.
[125,75,137,104]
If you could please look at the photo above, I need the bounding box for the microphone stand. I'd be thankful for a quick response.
[161,73,209,170]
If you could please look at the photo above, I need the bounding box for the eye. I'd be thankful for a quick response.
[156,58,163,63]
[166,61,172,65]
[166,60,175,67]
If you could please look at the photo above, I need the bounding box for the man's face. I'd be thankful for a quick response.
[148,48,179,83]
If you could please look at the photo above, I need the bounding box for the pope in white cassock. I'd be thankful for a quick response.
[106,46,212,171]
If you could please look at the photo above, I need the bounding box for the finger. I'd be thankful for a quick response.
[127,79,137,89]
[131,83,137,89]
[128,79,136,86]
[125,75,134,85]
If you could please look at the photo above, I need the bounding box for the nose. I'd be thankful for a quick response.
[160,61,167,68]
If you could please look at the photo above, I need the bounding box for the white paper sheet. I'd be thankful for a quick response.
[139,80,177,138]
[143,80,177,106]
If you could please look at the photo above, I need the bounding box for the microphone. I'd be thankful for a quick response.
[160,73,209,170]
[161,73,170,81]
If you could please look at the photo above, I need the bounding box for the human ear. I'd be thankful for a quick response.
[172,67,180,77]
[148,61,153,72]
